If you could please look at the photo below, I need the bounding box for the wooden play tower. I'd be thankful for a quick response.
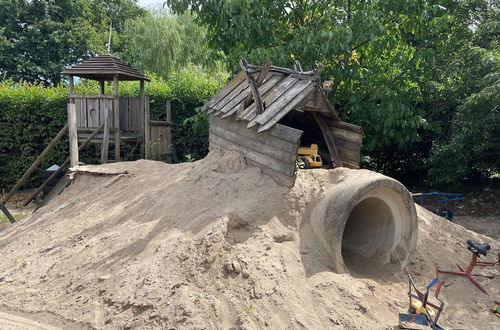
[61,54,171,164]
[0,55,171,215]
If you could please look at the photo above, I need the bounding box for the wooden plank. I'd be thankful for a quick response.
[2,124,68,204]
[269,123,303,143]
[331,120,363,134]
[313,112,343,167]
[144,98,150,159]
[209,79,248,113]
[225,75,283,119]
[69,94,115,99]
[0,202,16,223]
[255,80,311,126]
[256,81,315,132]
[211,116,301,152]
[333,135,362,153]
[242,61,271,109]
[246,76,302,126]
[23,123,105,206]
[209,134,295,176]
[101,105,110,164]
[86,98,99,127]
[203,71,246,111]
[210,125,297,165]
[245,159,295,188]
[240,59,264,115]
[149,120,171,126]
[113,75,120,161]
[68,103,79,168]
[331,127,363,144]
[119,98,127,130]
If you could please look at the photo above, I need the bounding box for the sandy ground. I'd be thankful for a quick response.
[454,216,500,239]
[0,150,498,329]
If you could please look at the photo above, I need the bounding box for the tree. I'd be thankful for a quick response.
[166,0,499,187]
[0,0,145,85]
[122,9,214,79]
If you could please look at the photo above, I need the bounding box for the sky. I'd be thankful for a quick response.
[137,0,164,9]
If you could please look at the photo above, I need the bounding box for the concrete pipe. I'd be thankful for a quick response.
[310,170,418,273]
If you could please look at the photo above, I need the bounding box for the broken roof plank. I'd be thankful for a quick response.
[254,79,313,126]
[226,74,284,119]
[257,81,316,132]
[203,71,246,111]
[207,78,248,113]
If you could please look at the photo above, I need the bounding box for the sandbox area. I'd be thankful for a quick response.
[0,151,498,329]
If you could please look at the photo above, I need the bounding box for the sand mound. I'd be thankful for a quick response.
[0,150,498,329]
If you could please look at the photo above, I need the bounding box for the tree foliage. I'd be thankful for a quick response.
[167,0,499,186]
[123,10,214,79]
[0,0,145,84]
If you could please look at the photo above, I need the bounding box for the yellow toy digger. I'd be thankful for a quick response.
[296,144,323,169]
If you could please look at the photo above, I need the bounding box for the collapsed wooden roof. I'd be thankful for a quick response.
[61,54,150,82]
[202,60,341,132]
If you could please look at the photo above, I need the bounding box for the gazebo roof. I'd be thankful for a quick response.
[61,54,150,81]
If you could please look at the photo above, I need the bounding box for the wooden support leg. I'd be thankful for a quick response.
[313,112,343,167]
[2,124,68,204]
[0,202,16,223]
[68,103,79,168]
[101,107,110,164]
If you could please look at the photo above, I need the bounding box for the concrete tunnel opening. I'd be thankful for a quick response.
[341,197,395,270]
[310,171,418,274]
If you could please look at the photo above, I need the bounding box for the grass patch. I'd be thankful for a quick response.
[0,213,27,223]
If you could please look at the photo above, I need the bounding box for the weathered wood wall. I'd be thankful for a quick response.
[209,115,302,187]
[330,121,363,169]
[74,96,148,132]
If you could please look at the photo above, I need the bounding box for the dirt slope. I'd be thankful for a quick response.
[0,150,498,329]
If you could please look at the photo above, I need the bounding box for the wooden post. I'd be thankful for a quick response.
[166,100,172,162]
[24,123,105,206]
[67,103,79,168]
[0,202,16,223]
[2,124,68,204]
[242,61,271,109]
[144,81,150,159]
[68,75,75,106]
[99,80,105,95]
[312,112,343,167]
[100,106,110,164]
[113,74,120,161]
[139,80,146,159]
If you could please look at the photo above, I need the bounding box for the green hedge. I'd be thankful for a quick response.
[0,66,228,191]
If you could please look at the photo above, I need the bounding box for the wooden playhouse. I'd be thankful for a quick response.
[202,60,363,187]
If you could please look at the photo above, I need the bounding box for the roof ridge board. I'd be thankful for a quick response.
[246,63,318,76]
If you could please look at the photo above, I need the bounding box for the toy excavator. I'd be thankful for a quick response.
[296,144,323,169]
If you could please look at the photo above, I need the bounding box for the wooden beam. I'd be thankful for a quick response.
[99,80,105,94]
[139,80,146,159]
[313,112,343,167]
[23,123,105,206]
[2,124,68,204]
[100,106,110,164]
[0,202,16,223]
[113,74,120,161]
[240,59,265,115]
[67,103,79,168]
[242,61,271,109]
[294,60,303,72]
[144,84,150,159]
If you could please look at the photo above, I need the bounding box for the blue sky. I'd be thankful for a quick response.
[137,0,164,9]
